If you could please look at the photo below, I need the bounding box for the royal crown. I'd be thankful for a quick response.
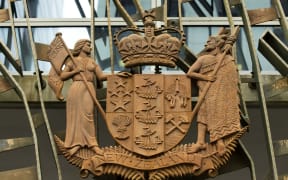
[114,10,185,68]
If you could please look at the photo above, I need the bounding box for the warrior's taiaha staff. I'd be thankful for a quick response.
[55,33,107,122]
[190,26,240,121]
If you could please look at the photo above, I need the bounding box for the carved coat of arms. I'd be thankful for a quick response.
[50,10,248,180]
[106,74,192,157]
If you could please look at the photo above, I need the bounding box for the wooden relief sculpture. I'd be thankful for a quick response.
[106,74,192,158]
[52,10,248,180]
[48,35,108,156]
[60,39,107,155]
[187,27,242,156]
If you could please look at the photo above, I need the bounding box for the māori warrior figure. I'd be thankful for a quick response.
[187,34,241,155]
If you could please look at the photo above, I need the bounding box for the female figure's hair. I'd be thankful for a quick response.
[73,39,91,56]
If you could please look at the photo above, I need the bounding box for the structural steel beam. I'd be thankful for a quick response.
[234,0,279,179]
[0,137,34,153]
[273,139,288,157]
[0,9,9,22]
[0,74,287,103]
[0,62,42,180]
[0,40,23,76]
[258,30,288,76]
[0,17,285,27]
[264,76,288,98]
[0,166,37,180]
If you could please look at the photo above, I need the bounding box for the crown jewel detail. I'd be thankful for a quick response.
[114,10,185,68]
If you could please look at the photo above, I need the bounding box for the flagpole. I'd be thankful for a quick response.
[56,33,107,122]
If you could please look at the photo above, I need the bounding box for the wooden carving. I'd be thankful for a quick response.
[48,36,107,156]
[113,10,185,68]
[106,74,192,157]
[53,11,248,180]
[187,27,242,156]
[0,77,13,93]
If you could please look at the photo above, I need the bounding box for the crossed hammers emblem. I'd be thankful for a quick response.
[165,114,189,135]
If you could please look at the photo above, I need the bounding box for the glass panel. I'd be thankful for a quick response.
[19,27,63,71]
[1,0,286,73]
[281,0,288,15]
[0,28,12,70]
[0,27,91,72]
[9,0,287,19]
[232,26,280,71]
[245,0,271,9]
[167,0,232,17]
[62,0,88,18]
[167,0,282,18]
[33,26,126,72]
[1,25,283,73]
[9,0,64,18]
[9,0,154,18]
[95,26,144,72]
[13,1,25,18]
[106,0,152,18]
[94,26,115,72]
[167,0,178,17]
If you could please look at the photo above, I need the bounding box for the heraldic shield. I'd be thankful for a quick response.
[106,74,192,157]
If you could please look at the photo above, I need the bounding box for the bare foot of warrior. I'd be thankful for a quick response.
[188,143,207,153]
[188,123,207,153]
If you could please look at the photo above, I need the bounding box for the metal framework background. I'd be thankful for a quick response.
[0,0,287,180]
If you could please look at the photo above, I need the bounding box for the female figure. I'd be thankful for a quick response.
[60,39,106,155]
